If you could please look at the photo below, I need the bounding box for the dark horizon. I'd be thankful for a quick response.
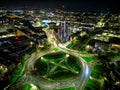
[0,0,120,13]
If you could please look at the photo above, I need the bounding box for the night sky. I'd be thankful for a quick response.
[0,0,120,13]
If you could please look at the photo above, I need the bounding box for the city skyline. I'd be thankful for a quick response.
[0,1,120,89]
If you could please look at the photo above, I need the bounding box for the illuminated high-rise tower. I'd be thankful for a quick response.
[57,20,70,43]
